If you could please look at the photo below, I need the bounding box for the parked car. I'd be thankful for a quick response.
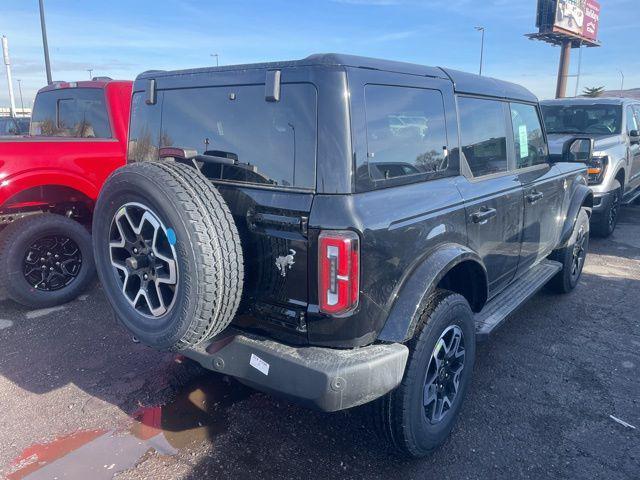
[93,54,593,456]
[541,97,640,237]
[0,79,132,308]
[0,116,30,136]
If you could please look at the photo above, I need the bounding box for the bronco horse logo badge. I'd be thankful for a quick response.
[275,249,296,277]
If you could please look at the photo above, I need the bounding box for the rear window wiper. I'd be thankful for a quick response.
[159,146,257,172]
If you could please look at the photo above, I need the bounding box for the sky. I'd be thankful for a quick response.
[0,0,638,109]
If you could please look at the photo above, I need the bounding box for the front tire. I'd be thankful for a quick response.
[548,207,589,294]
[593,184,621,238]
[0,214,95,308]
[372,289,476,457]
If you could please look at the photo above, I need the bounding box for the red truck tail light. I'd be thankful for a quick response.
[318,230,360,315]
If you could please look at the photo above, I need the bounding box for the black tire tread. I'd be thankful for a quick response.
[101,162,243,350]
[0,213,95,307]
[370,289,469,456]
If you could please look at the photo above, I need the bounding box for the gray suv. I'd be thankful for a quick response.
[542,98,640,236]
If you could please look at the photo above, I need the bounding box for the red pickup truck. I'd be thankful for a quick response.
[0,79,132,308]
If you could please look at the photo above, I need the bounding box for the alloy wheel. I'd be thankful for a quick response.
[108,203,178,318]
[571,225,587,279]
[423,325,466,424]
[23,235,82,291]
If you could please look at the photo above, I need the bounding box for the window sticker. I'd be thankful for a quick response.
[519,124,529,159]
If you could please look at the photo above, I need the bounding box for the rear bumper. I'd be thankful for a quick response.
[181,328,409,412]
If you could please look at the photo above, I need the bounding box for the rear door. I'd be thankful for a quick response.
[510,102,564,269]
[455,96,524,297]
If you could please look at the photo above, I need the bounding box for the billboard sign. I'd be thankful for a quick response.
[552,0,600,42]
[582,0,601,41]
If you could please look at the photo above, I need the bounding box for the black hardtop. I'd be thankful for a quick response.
[136,53,537,103]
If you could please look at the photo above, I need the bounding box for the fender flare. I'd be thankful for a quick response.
[559,182,593,247]
[377,243,487,343]
[0,170,99,209]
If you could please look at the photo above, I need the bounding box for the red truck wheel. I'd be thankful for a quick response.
[0,214,96,308]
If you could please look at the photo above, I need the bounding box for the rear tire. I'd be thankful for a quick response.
[548,208,589,294]
[0,213,95,308]
[371,289,476,457]
[93,161,243,351]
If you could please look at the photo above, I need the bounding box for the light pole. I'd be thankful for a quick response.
[87,69,93,80]
[210,53,219,67]
[475,26,485,76]
[619,70,625,91]
[38,0,52,84]
[17,79,24,112]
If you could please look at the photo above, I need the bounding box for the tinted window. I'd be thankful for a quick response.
[541,104,622,135]
[0,117,24,136]
[128,92,163,162]
[510,103,548,169]
[364,85,449,183]
[159,84,317,189]
[30,88,111,138]
[458,97,508,177]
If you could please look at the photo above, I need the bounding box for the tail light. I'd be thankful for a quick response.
[318,230,360,315]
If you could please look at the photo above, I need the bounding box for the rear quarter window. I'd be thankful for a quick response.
[157,83,317,190]
[363,85,452,188]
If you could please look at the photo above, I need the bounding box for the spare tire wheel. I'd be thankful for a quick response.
[92,161,243,351]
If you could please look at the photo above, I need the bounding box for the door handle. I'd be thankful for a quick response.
[526,191,544,204]
[471,207,497,224]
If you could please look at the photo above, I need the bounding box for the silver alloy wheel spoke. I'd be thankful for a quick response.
[109,203,179,318]
[423,324,466,424]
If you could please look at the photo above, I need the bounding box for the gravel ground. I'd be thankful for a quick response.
[1,206,639,480]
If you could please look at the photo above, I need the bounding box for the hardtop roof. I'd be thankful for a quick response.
[136,53,538,103]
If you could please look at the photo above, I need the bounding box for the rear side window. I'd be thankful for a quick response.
[458,97,508,177]
[510,103,548,169]
[364,85,450,184]
[30,88,111,138]
[159,84,317,189]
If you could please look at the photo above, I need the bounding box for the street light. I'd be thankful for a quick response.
[210,53,219,67]
[475,26,485,76]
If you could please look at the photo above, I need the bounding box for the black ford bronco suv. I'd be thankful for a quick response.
[93,54,594,456]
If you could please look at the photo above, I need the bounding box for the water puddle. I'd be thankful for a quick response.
[5,374,250,479]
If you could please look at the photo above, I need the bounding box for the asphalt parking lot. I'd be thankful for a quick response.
[1,206,639,480]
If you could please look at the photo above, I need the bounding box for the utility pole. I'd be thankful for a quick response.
[555,39,572,99]
[39,0,53,84]
[1,36,17,117]
[210,53,219,67]
[475,26,485,76]
[17,79,24,112]
[87,69,93,80]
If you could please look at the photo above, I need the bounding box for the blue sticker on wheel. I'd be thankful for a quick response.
[166,228,177,246]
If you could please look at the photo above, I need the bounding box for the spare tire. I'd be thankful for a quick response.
[93,161,243,351]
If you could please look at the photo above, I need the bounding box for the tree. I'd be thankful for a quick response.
[583,86,605,98]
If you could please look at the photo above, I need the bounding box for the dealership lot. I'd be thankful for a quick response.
[1,205,639,480]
